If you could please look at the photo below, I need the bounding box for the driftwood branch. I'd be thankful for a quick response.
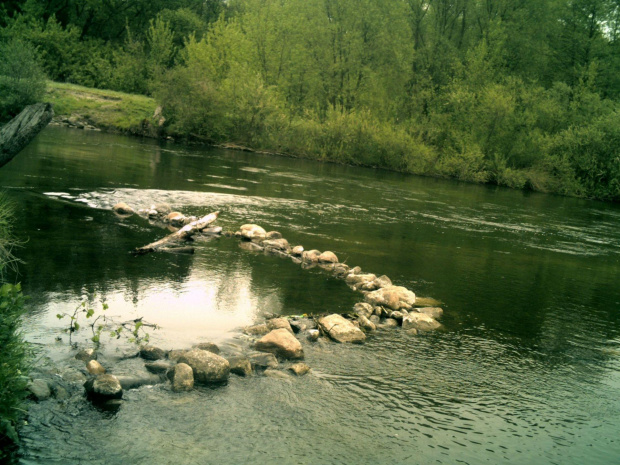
[133,211,219,255]
[0,103,54,168]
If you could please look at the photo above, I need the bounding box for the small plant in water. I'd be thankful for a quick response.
[56,296,157,348]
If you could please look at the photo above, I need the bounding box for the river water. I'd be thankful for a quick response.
[1,126,619,464]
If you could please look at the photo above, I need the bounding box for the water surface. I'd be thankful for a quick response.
[1,126,619,464]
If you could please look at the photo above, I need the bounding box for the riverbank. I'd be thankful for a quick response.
[45,81,619,203]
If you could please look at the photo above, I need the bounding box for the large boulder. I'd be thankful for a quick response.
[302,250,321,262]
[84,374,123,400]
[402,313,441,332]
[318,314,366,344]
[170,363,194,392]
[365,286,416,310]
[239,224,266,241]
[178,349,230,384]
[255,329,304,360]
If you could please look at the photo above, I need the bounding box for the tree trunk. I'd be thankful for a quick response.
[0,103,54,168]
[133,211,220,255]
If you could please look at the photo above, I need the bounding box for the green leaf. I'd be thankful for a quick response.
[86,309,94,318]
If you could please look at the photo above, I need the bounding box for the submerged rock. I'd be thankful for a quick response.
[365,286,416,310]
[84,374,123,400]
[255,329,304,360]
[145,360,173,374]
[244,323,270,336]
[178,349,230,384]
[289,363,311,376]
[318,314,366,344]
[263,369,291,380]
[239,241,264,252]
[116,373,162,390]
[75,348,97,362]
[414,297,443,307]
[401,313,441,332]
[28,379,51,401]
[249,352,279,369]
[170,363,194,392]
[140,346,166,361]
[417,307,444,319]
[86,360,106,375]
[194,342,221,354]
[228,357,252,376]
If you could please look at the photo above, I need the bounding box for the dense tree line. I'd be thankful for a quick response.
[1,0,619,200]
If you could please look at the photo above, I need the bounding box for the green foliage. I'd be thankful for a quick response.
[0,283,29,458]
[0,38,46,121]
[56,296,156,348]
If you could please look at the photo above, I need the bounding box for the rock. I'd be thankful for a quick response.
[75,348,97,362]
[178,349,230,385]
[381,318,399,328]
[228,357,252,376]
[154,203,172,215]
[402,313,441,332]
[374,275,393,289]
[116,373,162,390]
[390,310,407,321]
[249,353,279,369]
[345,273,377,289]
[262,238,290,251]
[86,360,106,375]
[194,342,220,354]
[414,297,443,307]
[417,307,444,319]
[318,251,339,263]
[369,315,380,325]
[358,315,376,331]
[239,224,267,241]
[291,246,304,256]
[28,379,51,401]
[239,241,264,252]
[263,369,291,380]
[405,328,419,336]
[53,385,69,401]
[84,374,123,400]
[145,360,173,374]
[255,329,304,360]
[113,202,134,215]
[170,363,194,392]
[307,329,320,341]
[365,286,416,311]
[333,264,350,278]
[168,350,187,362]
[289,363,311,376]
[61,368,87,384]
[349,266,362,274]
[267,317,294,334]
[290,318,316,333]
[140,346,166,361]
[203,226,223,235]
[265,231,283,240]
[318,314,366,344]
[244,323,270,336]
[302,249,321,262]
[166,212,186,226]
[354,302,374,319]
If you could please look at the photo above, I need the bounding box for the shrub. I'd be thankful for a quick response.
[0,39,46,121]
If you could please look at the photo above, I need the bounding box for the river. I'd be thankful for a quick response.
[1,126,619,464]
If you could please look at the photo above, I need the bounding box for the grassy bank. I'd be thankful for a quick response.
[46,81,159,135]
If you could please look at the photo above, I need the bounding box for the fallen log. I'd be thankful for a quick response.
[0,103,54,168]
[133,211,219,255]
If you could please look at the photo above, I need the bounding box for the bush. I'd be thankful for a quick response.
[0,39,46,121]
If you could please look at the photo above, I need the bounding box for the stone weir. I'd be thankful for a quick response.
[27,205,445,408]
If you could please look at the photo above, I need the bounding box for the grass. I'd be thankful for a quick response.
[45,81,159,133]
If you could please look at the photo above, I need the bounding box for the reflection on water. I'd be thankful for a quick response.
[1,126,619,464]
